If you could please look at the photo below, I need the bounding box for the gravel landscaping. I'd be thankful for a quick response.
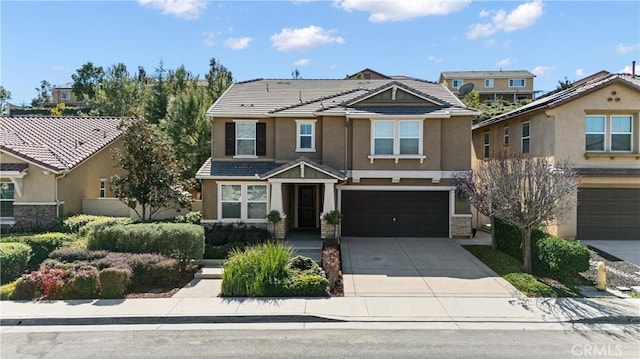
[580,247,640,290]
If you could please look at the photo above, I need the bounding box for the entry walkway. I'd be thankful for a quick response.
[341,237,520,297]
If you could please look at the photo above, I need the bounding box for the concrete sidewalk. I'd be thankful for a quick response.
[2,296,638,331]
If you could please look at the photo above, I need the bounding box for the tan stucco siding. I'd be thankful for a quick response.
[273,117,322,162]
[0,152,55,202]
[211,118,276,160]
[440,116,472,171]
[201,179,218,220]
[549,84,640,167]
[321,116,347,171]
[57,138,125,215]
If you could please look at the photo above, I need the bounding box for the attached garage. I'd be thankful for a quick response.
[577,188,640,240]
[340,190,450,237]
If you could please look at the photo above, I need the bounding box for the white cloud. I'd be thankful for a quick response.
[575,68,585,77]
[294,59,311,66]
[496,58,514,67]
[427,55,443,63]
[224,37,252,50]
[271,25,345,52]
[334,0,470,22]
[619,64,640,74]
[50,65,65,72]
[532,65,554,78]
[479,9,491,18]
[484,38,496,48]
[466,0,543,39]
[614,43,640,54]
[139,0,207,20]
[201,32,217,47]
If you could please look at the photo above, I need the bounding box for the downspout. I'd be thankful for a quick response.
[344,117,349,173]
[54,170,69,218]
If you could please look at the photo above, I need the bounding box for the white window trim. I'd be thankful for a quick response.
[503,126,509,145]
[217,182,269,223]
[99,178,107,198]
[295,119,316,152]
[0,181,15,220]
[233,120,258,159]
[485,79,494,88]
[521,122,531,154]
[483,131,490,158]
[369,119,425,163]
[452,79,464,89]
[610,115,633,153]
[509,79,526,88]
[585,115,606,153]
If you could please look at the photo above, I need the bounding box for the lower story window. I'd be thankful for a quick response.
[0,182,15,217]
[220,184,268,221]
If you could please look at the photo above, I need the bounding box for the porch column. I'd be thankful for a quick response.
[270,181,283,213]
[322,182,335,214]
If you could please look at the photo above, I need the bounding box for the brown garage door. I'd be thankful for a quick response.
[341,190,449,237]
[577,188,640,240]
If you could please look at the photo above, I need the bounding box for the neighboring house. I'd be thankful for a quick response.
[196,78,479,239]
[472,73,640,241]
[346,68,392,80]
[439,70,537,103]
[52,83,86,107]
[0,116,127,230]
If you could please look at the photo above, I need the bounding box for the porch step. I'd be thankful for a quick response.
[201,259,226,267]
[194,267,223,279]
[480,224,492,233]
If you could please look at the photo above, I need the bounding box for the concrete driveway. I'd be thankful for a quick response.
[340,237,520,297]
[581,240,640,267]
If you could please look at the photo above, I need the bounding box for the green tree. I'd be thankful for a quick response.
[31,80,53,107]
[71,62,105,102]
[205,57,233,102]
[0,86,11,113]
[161,86,212,188]
[90,63,149,117]
[556,77,572,91]
[462,90,480,109]
[291,68,301,79]
[145,59,169,124]
[110,118,193,222]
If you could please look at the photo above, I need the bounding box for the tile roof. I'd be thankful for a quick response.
[0,116,125,172]
[195,159,281,178]
[440,70,535,79]
[260,157,346,180]
[473,73,640,130]
[575,168,640,176]
[206,79,477,118]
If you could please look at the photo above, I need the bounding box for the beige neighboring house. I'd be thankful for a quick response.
[52,83,86,107]
[439,70,537,103]
[196,78,479,239]
[472,72,640,241]
[0,116,127,230]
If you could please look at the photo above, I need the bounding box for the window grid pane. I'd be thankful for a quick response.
[0,183,14,218]
[585,116,605,151]
[374,121,394,137]
[374,139,394,155]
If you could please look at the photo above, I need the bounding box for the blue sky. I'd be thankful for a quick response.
[2,0,639,105]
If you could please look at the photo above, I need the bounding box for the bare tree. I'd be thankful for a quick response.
[456,171,498,250]
[459,152,578,273]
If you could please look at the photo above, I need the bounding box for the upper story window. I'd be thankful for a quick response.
[452,79,464,89]
[99,179,106,198]
[483,131,490,158]
[219,183,267,221]
[0,182,14,218]
[509,79,526,87]
[503,126,509,145]
[586,115,633,152]
[60,91,71,101]
[485,79,494,88]
[521,122,530,154]
[225,121,266,157]
[372,120,421,156]
[296,120,316,152]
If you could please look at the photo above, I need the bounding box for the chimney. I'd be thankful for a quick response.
[633,61,636,76]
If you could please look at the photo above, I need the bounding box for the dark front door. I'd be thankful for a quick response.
[341,190,449,237]
[298,185,316,228]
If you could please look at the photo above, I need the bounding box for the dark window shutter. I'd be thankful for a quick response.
[256,122,266,156]
[225,122,235,156]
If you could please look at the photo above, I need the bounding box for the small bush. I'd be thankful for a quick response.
[49,248,109,262]
[13,265,69,299]
[98,267,132,299]
[1,281,17,300]
[322,247,342,293]
[494,219,547,261]
[1,232,78,268]
[63,214,103,234]
[0,242,32,284]
[290,255,321,274]
[174,211,202,225]
[61,266,99,299]
[205,223,270,247]
[62,214,131,236]
[284,274,328,297]
[88,223,204,269]
[80,217,132,237]
[536,236,590,280]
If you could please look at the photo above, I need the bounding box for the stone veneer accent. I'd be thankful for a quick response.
[451,215,472,237]
[269,215,288,240]
[14,204,57,232]
[320,218,339,240]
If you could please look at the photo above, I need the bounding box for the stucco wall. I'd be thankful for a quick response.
[1,152,56,203]
[201,179,218,220]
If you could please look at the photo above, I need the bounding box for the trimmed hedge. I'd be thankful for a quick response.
[88,223,204,269]
[98,267,132,299]
[1,232,78,268]
[494,219,547,262]
[63,214,131,235]
[204,223,270,259]
[0,242,32,284]
[536,236,590,280]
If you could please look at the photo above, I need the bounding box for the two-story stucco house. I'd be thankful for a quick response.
[52,83,87,107]
[439,70,537,103]
[472,73,640,241]
[0,116,127,230]
[196,78,479,239]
